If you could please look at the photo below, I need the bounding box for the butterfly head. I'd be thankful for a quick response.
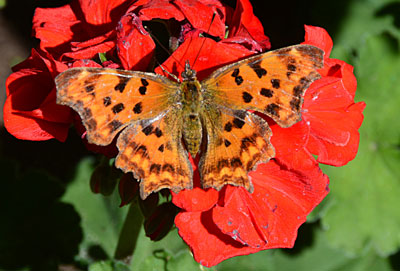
[181,61,197,82]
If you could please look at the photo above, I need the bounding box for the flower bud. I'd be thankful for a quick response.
[144,202,179,241]
[90,161,120,196]
[118,173,139,207]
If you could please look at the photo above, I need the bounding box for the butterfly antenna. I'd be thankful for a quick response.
[144,26,185,70]
[192,12,216,69]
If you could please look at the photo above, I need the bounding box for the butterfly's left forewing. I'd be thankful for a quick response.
[56,67,180,145]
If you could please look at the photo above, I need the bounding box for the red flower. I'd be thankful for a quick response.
[172,25,365,267]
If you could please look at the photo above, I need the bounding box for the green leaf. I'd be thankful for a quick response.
[166,250,203,271]
[89,260,130,271]
[332,0,400,53]
[129,228,189,270]
[89,260,113,271]
[62,157,128,259]
[217,226,391,271]
[321,33,400,256]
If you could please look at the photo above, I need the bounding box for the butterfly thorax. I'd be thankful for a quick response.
[180,62,203,157]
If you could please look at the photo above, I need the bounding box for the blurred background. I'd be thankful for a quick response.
[1,0,400,270]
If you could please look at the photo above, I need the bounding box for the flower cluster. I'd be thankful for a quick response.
[3,0,365,267]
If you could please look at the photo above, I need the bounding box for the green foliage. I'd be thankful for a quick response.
[322,32,400,257]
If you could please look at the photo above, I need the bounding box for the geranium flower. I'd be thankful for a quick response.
[172,25,365,267]
[3,0,365,268]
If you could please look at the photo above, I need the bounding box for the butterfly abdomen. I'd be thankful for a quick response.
[181,79,203,157]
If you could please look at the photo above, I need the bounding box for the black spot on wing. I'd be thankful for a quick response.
[114,77,130,93]
[265,103,280,117]
[139,86,147,95]
[85,85,95,93]
[224,122,232,132]
[142,124,154,136]
[231,68,244,86]
[112,103,125,114]
[150,164,161,174]
[133,102,142,114]
[154,127,163,137]
[103,96,112,107]
[109,120,122,132]
[248,61,267,78]
[231,68,239,78]
[288,64,296,71]
[224,139,231,147]
[242,92,253,103]
[235,76,243,85]
[271,79,280,89]
[233,118,245,129]
[290,98,301,111]
[260,88,273,98]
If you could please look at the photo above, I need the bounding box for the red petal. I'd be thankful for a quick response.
[303,25,333,57]
[172,155,219,211]
[138,0,185,21]
[175,210,258,267]
[116,14,155,70]
[269,120,317,171]
[303,77,357,146]
[155,31,253,80]
[63,40,116,60]
[225,0,270,51]
[173,187,219,212]
[79,0,132,26]
[212,186,269,247]
[177,161,329,267]
[214,163,329,249]
[3,98,70,142]
[320,58,357,98]
[4,50,71,141]
[33,5,77,55]
[306,102,366,166]
[174,0,226,37]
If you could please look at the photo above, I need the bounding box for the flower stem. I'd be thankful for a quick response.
[114,200,143,264]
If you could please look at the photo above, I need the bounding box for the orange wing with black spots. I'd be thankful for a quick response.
[56,67,192,199]
[202,44,324,127]
[199,107,275,192]
[56,67,180,145]
[115,107,192,199]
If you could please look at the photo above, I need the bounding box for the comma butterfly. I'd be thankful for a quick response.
[55,44,324,199]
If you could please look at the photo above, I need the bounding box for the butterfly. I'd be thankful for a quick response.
[55,44,324,199]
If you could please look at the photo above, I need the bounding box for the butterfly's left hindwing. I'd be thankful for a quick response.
[115,108,193,199]
[202,45,324,128]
